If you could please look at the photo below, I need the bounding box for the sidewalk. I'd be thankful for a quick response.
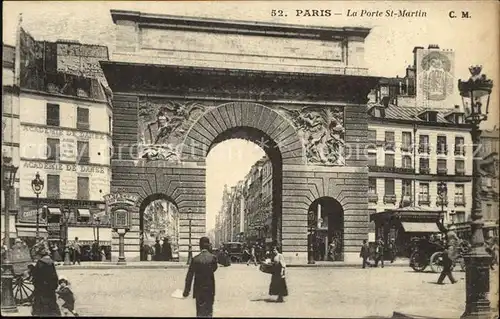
[54,258,410,270]
[1,306,31,317]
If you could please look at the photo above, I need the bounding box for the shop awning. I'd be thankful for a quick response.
[48,207,61,215]
[17,227,48,238]
[401,222,440,233]
[67,227,112,246]
[77,209,91,218]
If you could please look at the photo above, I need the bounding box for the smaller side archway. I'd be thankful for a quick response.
[308,197,344,262]
[138,193,180,262]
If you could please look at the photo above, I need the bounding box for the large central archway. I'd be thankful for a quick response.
[182,102,305,248]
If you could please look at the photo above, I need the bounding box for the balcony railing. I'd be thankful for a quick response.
[437,145,448,155]
[368,193,378,203]
[418,195,430,205]
[384,194,396,204]
[401,144,412,152]
[419,167,430,174]
[384,142,395,151]
[368,166,415,174]
[454,147,466,156]
[418,145,430,154]
[437,167,448,175]
[455,168,465,176]
[454,196,466,206]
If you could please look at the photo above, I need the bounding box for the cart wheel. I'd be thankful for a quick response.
[430,251,444,273]
[410,251,427,272]
[13,274,34,305]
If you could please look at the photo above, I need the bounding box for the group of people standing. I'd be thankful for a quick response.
[153,238,173,261]
[359,238,397,269]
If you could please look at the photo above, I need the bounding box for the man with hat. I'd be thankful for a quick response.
[183,236,218,317]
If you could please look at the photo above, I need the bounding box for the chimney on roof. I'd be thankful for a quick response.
[413,46,425,72]
[428,44,440,49]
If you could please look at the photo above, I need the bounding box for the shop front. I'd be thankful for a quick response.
[370,206,442,258]
[67,226,112,261]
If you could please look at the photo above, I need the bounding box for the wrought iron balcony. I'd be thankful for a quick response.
[454,196,466,206]
[368,193,378,203]
[454,147,466,156]
[437,167,448,175]
[383,194,397,204]
[455,168,465,176]
[418,145,430,154]
[401,144,413,152]
[419,167,431,174]
[418,195,430,205]
[368,165,415,174]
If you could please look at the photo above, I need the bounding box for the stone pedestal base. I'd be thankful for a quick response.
[461,252,492,318]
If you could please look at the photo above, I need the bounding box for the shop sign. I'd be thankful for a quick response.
[23,161,107,174]
[104,193,139,207]
[18,208,47,224]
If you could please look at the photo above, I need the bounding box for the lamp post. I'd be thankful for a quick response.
[438,181,447,225]
[458,66,493,318]
[307,210,316,264]
[31,172,44,241]
[1,156,19,313]
[186,208,193,265]
[61,207,71,266]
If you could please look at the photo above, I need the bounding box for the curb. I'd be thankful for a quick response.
[55,262,410,270]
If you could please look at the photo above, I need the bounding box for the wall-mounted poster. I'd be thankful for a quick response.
[416,49,455,108]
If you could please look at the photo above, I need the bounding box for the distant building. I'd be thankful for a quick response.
[479,128,499,238]
[367,45,474,255]
[4,25,114,257]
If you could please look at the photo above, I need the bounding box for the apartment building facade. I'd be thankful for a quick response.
[12,27,113,254]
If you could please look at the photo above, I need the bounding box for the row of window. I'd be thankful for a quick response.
[368,155,465,175]
[368,179,466,206]
[44,174,90,200]
[369,131,467,155]
[46,103,111,132]
[46,138,112,162]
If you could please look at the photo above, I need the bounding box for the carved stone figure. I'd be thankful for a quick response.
[138,100,207,161]
[280,106,345,165]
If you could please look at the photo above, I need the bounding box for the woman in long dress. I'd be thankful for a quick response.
[31,244,61,316]
[269,246,288,302]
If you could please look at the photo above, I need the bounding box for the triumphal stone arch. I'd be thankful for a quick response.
[101,10,379,263]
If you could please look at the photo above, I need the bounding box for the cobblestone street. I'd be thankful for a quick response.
[43,265,495,318]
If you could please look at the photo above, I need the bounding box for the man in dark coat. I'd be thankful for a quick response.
[388,238,397,263]
[31,244,61,317]
[163,238,173,261]
[360,239,371,269]
[437,247,457,284]
[374,238,385,268]
[154,239,162,261]
[183,237,218,318]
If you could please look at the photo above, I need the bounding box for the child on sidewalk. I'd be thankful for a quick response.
[56,276,79,316]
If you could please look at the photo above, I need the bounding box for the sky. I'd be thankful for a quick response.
[3,1,499,231]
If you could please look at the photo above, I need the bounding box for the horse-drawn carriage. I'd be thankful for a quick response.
[8,242,36,305]
[409,233,470,273]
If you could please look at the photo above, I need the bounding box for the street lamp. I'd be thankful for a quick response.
[1,156,19,313]
[437,181,447,225]
[186,208,193,265]
[31,172,44,241]
[458,65,493,318]
[307,210,316,264]
[61,207,71,265]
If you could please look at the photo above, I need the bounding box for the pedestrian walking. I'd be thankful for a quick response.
[268,245,288,302]
[328,237,337,261]
[183,237,218,318]
[374,238,385,268]
[247,245,258,266]
[52,243,62,263]
[360,239,371,268]
[437,247,457,284]
[31,244,61,317]
[56,276,79,316]
[154,239,162,261]
[388,238,397,263]
[72,237,81,265]
[163,238,173,261]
